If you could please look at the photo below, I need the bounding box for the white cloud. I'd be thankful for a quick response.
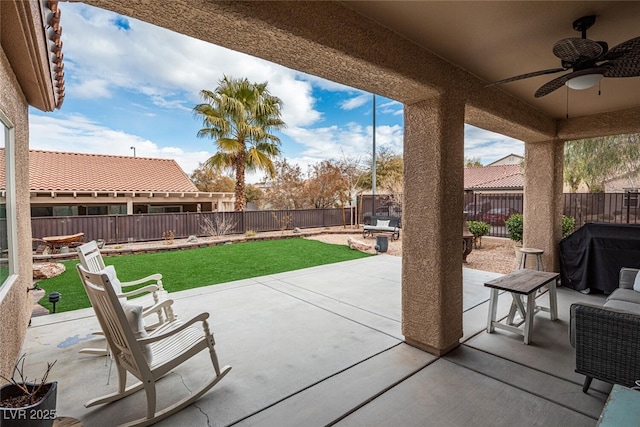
[29,114,211,174]
[464,125,524,164]
[283,122,403,166]
[71,79,112,99]
[59,3,323,128]
[340,93,372,111]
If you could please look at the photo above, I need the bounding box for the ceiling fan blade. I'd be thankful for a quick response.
[486,68,565,87]
[602,60,640,78]
[534,74,571,97]
[534,67,608,97]
[553,38,603,63]
[604,36,640,60]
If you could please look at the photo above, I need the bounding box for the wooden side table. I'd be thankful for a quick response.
[485,269,559,344]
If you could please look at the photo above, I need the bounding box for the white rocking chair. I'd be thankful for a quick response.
[77,264,231,427]
[77,241,176,356]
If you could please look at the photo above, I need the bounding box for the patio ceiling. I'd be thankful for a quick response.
[343,1,640,122]
[82,1,640,143]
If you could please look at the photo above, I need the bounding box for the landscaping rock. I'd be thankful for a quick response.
[347,237,376,254]
[293,227,301,234]
[33,262,66,280]
[186,235,198,243]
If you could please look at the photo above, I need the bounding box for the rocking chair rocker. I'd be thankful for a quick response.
[77,264,231,426]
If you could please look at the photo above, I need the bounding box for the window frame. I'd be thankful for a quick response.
[0,109,19,298]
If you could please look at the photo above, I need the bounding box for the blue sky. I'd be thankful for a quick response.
[29,3,524,182]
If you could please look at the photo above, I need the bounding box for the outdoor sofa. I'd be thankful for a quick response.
[363,215,401,240]
[570,267,640,392]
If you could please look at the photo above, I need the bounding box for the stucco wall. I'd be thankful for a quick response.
[0,46,35,379]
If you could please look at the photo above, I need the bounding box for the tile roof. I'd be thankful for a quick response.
[47,1,65,109]
[25,150,198,192]
[464,164,523,190]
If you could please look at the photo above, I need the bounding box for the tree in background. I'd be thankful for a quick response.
[564,133,640,192]
[336,153,366,208]
[193,76,285,211]
[190,162,235,192]
[359,147,403,193]
[305,160,347,209]
[245,184,263,207]
[262,159,306,209]
[465,157,483,168]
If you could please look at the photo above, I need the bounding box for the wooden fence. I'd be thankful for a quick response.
[30,192,640,243]
[31,208,355,244]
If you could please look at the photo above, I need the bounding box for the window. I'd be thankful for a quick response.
[149,205,182,214]
[108,205,126,215]
[0,110,17,291]
[53,205,78,216]
[31,206,53,217]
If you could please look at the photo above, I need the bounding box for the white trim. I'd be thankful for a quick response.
[0,109,19,290]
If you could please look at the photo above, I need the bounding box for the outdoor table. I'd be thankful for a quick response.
[42,232,84,254]
[485,269,559,344]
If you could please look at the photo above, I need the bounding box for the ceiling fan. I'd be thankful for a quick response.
[487,15,640,97]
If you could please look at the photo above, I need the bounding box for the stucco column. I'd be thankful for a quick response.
[402,93,465,356]
[523,139,564,272]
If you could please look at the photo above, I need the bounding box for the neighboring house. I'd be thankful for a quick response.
[486,153,524,166]
[464,163,523,193]
[19,150,235,216]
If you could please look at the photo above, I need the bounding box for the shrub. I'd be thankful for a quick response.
[201,215,237,237]
[504,213,523,244]
[245,230,257,237]
[562,215,575,238]
[467,221,490,249]
[505,213,576,244]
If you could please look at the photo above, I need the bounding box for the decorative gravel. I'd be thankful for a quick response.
[304,232,518,275]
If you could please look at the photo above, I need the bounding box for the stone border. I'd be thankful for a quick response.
[32,228,361,262]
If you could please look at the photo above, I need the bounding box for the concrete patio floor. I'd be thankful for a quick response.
[24,256,611,426]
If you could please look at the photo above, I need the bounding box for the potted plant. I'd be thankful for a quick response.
[0,354,57,427]
[504,213,524,263]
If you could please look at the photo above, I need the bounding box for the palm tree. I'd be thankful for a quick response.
[194,76,285,211]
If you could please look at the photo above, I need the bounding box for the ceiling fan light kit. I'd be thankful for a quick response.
[488,15,640,97]
[565,73,604,90]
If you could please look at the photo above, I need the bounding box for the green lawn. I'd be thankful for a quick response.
[37,238,371,313]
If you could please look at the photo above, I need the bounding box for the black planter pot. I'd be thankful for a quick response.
[0,381,57,427]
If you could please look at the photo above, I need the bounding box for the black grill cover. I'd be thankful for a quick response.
[559,223,640,294]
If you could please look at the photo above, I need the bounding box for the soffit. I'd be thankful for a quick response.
[0,0,64,111]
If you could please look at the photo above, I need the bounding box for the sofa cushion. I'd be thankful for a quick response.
[635,271,640,291]
[603,299,640,315]
[607,288,640,305]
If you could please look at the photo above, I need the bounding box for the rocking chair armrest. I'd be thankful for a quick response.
[120,273,163,288]
[138,313,210,345]
[141,298,174,318]
[117,284,160,299]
